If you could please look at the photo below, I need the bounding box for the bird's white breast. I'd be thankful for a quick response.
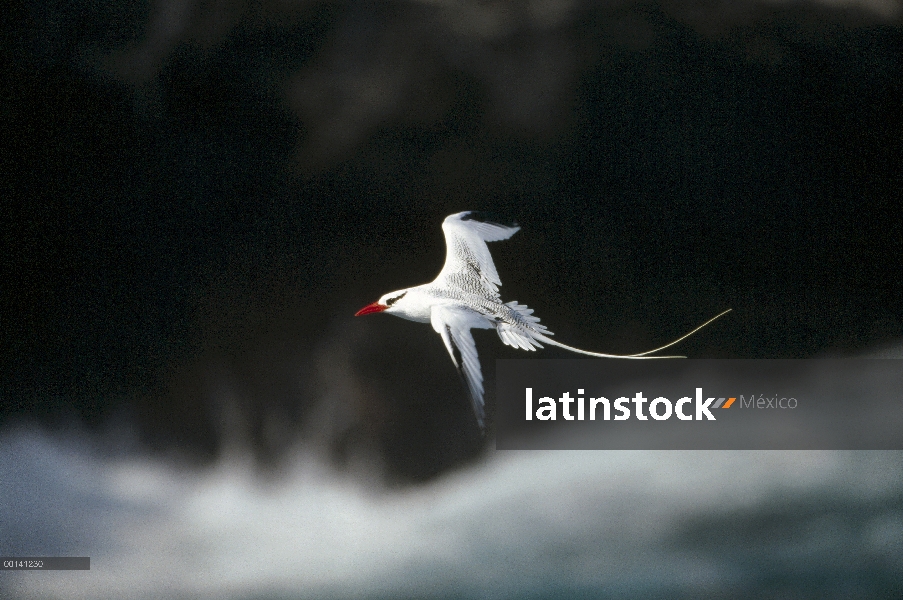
[391,287,438,323]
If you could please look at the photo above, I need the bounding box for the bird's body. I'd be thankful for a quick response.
[356,211,729,431]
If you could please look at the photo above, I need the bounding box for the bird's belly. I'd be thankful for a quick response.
[394,311,431,324]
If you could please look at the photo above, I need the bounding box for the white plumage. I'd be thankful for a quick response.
[356,211,730,431]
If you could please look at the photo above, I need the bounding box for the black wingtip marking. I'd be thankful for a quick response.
[446,325,463,370]
[461,211,519,229]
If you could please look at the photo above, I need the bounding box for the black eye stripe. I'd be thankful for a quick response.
[386,291,407,307]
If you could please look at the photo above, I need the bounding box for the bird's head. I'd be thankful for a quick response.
[354,289,410,316]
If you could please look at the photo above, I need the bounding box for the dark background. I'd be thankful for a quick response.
[2,0,901,480]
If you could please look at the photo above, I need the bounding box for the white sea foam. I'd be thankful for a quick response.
[2,423,901,599]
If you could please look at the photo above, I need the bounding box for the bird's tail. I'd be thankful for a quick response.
[539,337,684,358]
[619,308,732,357]
[511,308,732,359]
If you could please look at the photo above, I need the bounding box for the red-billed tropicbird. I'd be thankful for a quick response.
[355,211,730,431]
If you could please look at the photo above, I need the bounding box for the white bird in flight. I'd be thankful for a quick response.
[355,211,730,431]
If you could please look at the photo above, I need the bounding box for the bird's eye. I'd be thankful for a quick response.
[386,291,407,307]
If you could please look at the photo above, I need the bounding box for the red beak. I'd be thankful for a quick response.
[355,302,388,316]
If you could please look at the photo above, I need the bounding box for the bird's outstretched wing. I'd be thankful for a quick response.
[435,211,520,302]
[430,304,490,431]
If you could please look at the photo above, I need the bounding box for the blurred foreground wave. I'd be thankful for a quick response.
[2,430,902,598]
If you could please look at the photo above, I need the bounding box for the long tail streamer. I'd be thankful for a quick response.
[539,308,733,359]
